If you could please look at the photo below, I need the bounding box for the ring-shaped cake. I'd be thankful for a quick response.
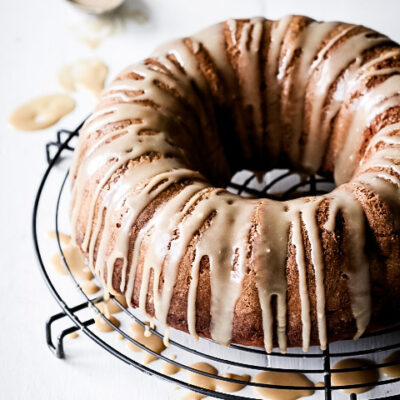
[71,16,400,352]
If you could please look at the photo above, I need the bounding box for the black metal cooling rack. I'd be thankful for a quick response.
[32,121,400,400]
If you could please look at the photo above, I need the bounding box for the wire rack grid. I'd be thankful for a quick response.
[32,122,400,400]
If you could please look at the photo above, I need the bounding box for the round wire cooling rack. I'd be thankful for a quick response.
[32,121,400,400]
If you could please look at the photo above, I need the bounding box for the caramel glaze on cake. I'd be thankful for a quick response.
[70,16,400,353]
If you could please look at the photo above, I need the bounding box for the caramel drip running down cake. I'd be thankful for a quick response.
[70,16,400,353]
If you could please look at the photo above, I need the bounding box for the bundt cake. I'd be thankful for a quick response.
[70,16,400,353]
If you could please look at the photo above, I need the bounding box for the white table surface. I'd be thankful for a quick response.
[1,1,400,399]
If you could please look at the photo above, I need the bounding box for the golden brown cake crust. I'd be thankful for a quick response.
[71,16,400,351]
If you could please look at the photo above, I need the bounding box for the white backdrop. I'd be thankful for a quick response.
[1,1,400,398]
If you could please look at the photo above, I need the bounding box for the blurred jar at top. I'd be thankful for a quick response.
[67,0,126,15]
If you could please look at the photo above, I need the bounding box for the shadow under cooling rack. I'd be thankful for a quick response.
[32,121,400,400]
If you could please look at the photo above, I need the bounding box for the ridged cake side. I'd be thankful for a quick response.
[70,16,400,352]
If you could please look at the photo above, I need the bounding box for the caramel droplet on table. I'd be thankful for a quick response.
[252,371,314,400]
[128,321,166,364]
[82,281,100,295]
[9,94,75,131]
[69,331,79,339]
[380,351,400,378]
[58,59,108,97]
[116,333,125,341]
[50,253,68,275]
[181,362,218,400]
[216,373,250,393]
[332,358,379,394]
[47,231,71,246]
[162,355,180,376]
[96,294,127,316]
[181,393,204,400]
[50,243,93,281]
[72,15,120,49]
[94,315,120,332]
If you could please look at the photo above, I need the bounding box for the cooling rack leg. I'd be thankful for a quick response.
[45,311,94,359]
[46,311,69,358]
[349,394,357,400]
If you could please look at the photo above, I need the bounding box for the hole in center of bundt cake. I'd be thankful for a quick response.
[227,169,336,201]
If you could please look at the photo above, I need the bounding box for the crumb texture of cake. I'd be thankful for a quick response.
[70,16,400,352]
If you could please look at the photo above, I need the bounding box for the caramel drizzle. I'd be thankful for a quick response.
[71,17,400,353]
